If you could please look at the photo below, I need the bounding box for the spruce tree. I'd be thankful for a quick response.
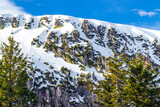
[96,53,160,107]
[123,54,160,107]
[0,36,37,107]
[96,53,127,107]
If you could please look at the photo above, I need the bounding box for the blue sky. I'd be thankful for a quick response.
[1,0,160,30]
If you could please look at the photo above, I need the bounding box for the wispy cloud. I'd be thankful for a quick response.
[0,0,27,14]
[18,0,34,2]
[133,9,157,17]
[154,9,160,12]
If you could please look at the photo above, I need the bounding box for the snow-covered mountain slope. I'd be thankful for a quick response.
[0,14,160,106]
[0,14,159,68]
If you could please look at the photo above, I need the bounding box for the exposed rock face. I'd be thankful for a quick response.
[97,25,106,38]
[31,81,97,107]
[81,20,107,47]
[61,33,68,43]
[152,44,160,58]
[47,32,55,40]
[76,86,97,107]
[12,17,19,28]
[107,27,121,52]
[81,20,97,39]
[0,17,4,29]
[106,27,160,70]
[24,18,34,29]
[70,30,80,42]
[55,19,63,27]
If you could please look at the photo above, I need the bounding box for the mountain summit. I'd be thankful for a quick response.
[0,14,160,106]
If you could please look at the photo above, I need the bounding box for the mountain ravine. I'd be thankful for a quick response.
[0,14,160,107]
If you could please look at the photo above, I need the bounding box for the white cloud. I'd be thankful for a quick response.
[134,9,157,17]
[154,9,160,12]
[24,0,33,1]
[18,0,34,2]
[0,0,27,14]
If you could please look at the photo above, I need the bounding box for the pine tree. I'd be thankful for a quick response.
[96,53,160,107]
[96,53,127,107]
[123,54,160,107]
[96,74,118,107]
[0,36,37,107]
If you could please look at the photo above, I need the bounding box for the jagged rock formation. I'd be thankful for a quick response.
[0,14,160,106]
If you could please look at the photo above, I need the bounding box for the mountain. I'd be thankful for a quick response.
[0,14,160,107]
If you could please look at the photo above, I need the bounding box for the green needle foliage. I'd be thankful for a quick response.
[0,36,37,107]
[123,54,160,107]
[96,53,160,107]
[96,53,127,107]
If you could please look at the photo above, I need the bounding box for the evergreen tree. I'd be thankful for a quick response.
[96,54,160,107]
[123,54,160,107]
[96,74,118,107]
[96,53,127,107]
[0,36,37,107]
